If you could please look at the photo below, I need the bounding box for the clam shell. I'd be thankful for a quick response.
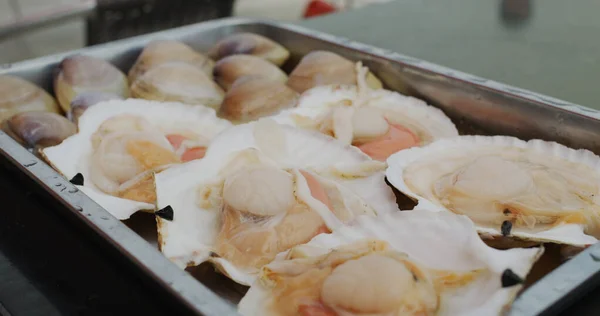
[3,111,76,149]
[213,54,287,91]
[287,51,382,93]
[239,211,543,316]
[54,55,129,112]
[386,136,600,246]
[155,120,398,284]
[42,99,231,219]
[130,62,224,109]
[219,77,299,123]
[68,92,123,125]
[209,33,290,66]
[128,40,214,82]
[0,75,61,121]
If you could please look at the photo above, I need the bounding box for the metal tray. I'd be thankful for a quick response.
[1,17,600,316]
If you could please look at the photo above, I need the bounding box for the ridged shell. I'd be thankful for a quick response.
[239,211,543,316]
[273,84,458,160]
[209,33,290,66]
[128,39,214,82]
[386,136,600,246]
[155,120,398,284]
[130,62,224,109]
[42,99,232,219]
[0,75,61,121]
[286,51,382,93]
[54,55,129,112]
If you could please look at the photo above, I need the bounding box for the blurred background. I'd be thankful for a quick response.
[0,0,391,64]
[3,0,599,108]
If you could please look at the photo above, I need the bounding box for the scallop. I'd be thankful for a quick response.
[287,51,382,93]
[239,211,544,316]
[42,99,231,219]
[155,119,397,284]
[209,33,290,66]
[273,63,457,161]
[386,136,600,246]
[0,75,61,122]
[53,55,129,112]
[213,54,287,91]
[128,40,214,82]
[219,77,298,123]
[3,111,76,149]
[130,62,224,109]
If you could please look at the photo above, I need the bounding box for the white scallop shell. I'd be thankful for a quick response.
[155,120,398,285]
[272,84,458,144]
[386,135,600,246]
[239,211,543,316]
[202,119,398,215]
[42,98,232,220]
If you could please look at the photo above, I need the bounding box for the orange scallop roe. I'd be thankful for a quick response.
[166,134,207,162]
[355,123,419,161]
[166,134,187,149]
[300,170,333,211]
[298,303,337,316]
[180,147,206,162]
[126,140,180,170]
[118,175,156,203]
[300,169,333,235]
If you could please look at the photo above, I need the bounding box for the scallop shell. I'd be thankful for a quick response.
[239,211,543,316]
[273,82,458,160]
[41,99,231,219]
[203,119,398,215]
[386,136,600,246]
[155,120,398,284]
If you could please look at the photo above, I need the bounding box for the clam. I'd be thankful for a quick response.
[128,40,214,82]
[68,92,123,125]
[3,111,76,148]
[209,33,290,66]
[130,62,224,109]
[287,51,383,93]
[219,76,298,123]
[54,55,129,112]
[213,54,287,91]
[0,75,61,122]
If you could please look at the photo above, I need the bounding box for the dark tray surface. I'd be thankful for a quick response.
[0,156,201,316]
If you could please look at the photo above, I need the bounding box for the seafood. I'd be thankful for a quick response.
[239,211,543,316]
[2,111,76,149]
[130,62,224,109]
[155,119,397,284]
[42,99,231,219]
[386,136,600,246]
[54,55,129,112]
[219,77,298,123]
[0,75,61,122]
[128,40,214,82]
[287,51,382,93]
[209,33,290,66]
[213,54,287,91]
[274,64,457,161]
[68,92,123,125]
